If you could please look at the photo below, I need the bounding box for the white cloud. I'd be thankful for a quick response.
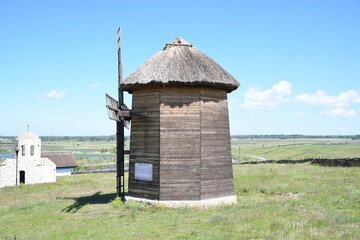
[90,83,101,88]
[295,90,360,108]
[240,82,359,119]
[293,111,304,116]
[38,90,66,100]
[241,81,292,110]
[320,108,358,119]
[295,89,360,119]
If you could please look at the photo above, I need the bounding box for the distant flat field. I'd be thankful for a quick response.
[231,138,360,161]
[0,140,121,170]
[0,164,359,239]
[2,138,359,167]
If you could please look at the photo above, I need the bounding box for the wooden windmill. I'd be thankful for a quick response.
[107,30,240,207]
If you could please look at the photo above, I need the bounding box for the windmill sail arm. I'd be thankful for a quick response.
[105,94,147,121]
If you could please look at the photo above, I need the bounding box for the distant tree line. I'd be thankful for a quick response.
[0,135,130,142]
[39,136,130,142]
[1,134,359,141]
[39,136,116,142]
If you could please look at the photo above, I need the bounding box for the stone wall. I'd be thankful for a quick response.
[239,158,360,167]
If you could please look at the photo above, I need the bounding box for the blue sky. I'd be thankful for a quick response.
[1,0,359,136]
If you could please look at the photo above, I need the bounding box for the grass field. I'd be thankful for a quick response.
[1,164,359,239]
[231,138,360,162]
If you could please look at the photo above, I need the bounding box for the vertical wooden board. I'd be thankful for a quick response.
[128,88,161,200]
[159,87,202,201]
[200,87,235,199]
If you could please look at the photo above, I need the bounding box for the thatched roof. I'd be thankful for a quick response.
[41,152,77,168]
[121,37,240,93]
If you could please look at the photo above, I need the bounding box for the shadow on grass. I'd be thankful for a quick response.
[60,191,116,213]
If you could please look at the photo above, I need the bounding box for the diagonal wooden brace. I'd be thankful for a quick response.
[106,105,148,118]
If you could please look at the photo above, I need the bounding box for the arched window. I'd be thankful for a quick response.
[30,145,34,156]
[21,145,25,156]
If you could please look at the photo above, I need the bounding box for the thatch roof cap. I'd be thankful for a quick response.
[41,152,77,168]
[121,37,240,93]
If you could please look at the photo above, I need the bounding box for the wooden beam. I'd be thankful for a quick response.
[106,104,148,118]
[116,27,125,201]
[130,111,148,117]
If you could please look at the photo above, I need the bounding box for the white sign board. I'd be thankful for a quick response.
[134,163,153,181]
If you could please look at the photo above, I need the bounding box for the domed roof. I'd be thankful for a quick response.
[121,37,240,93]
[16,132,40,141]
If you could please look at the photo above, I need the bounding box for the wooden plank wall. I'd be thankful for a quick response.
[159,87,201,200]
[200,88,235,199]
[128,86,235,201]
[128,89,160,199]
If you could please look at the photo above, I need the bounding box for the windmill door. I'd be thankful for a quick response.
[19,171,25,184]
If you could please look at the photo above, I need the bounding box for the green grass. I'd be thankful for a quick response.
[232,140,360,161]
[1,164,359,239]
[0,148,12,154]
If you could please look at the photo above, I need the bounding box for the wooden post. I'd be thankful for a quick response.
[15,147,19,186]
[117,28,125,201]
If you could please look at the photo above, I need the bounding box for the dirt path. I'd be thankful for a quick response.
[244,154,268,161]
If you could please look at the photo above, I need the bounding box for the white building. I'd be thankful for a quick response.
[0,132,56,188]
